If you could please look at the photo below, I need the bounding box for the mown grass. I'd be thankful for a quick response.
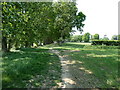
[69,49,119,88]
[2,48,61,88]
[2,42,119,88]
[44,42,119,88]
[42,42,119,50]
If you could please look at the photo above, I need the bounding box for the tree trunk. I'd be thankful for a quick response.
[57,39,64,46]
[44,37,53,45]
[2,36,7,52]
[25,41,32,48]
[15,41,20,49]
[25,41,29,48]
[7,39,12,52]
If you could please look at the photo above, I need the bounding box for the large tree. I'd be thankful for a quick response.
[1,1,86,52]
[2,2,29,51]
[53,1,86,44]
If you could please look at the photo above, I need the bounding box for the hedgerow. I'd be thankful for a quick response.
[91,40,120,46]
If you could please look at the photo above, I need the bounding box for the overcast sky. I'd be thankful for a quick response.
[74,0,119,39]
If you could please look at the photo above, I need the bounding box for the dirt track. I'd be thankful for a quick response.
[50,49,103,88]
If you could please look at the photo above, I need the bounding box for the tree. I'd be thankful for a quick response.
[2,2,29,51]
[53,2,76,43]
[93,34,99,40]
[2,2,55,50]
[78,35,83,42]
[75,12,86,33]
[82,33,90,42]
[53,1,86,44]
[1,1,86,51]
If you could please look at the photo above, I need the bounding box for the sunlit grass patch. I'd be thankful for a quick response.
[57,42,119,88]
[67,49,118,88]
[66,42,91,45]
[86,53,119,58]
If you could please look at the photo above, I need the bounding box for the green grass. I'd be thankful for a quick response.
[44,42,119,88]
[2,48,61,88]
[69,49,119,88]
[2,42,119,88]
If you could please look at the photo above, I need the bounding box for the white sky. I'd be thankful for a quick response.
[74,0,119,39]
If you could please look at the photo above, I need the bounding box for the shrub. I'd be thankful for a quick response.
[91,40,120,46]
[84,44,119,49]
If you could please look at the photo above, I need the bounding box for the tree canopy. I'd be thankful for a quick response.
[1,1,86,52]
[82,32,90,42]
[93,34,99,40]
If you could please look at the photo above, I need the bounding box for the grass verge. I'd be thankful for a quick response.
[2,48,62,88]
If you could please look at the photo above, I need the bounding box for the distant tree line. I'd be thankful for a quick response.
[69,33,120,42]
[69,32,96,42]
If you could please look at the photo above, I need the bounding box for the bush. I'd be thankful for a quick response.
[91,40,120,46]
[84,45,119,49]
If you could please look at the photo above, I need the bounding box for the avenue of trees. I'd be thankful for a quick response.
[69,33,120,43]
[1,1,86,52]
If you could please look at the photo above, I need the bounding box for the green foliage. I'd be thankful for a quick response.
[111,35,118,40]
[93,34,99,40]
[75,12,86,33]
[69,35,83,42]
[91,40,120,46]
[78,35,83,42]
[84,44,119,49]
[111,35,120,40]
[82,32,90,42]
[2,2,86,51]
[53,2,85,41]
[70,35,78,42]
